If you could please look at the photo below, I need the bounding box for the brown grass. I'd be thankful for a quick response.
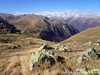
[62,26,100,43]
[0,33,100,75]
[0,51,66,75]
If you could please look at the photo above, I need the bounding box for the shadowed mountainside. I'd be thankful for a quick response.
[38,11,100,31]
[0,13,78,42]
[0,16,19,34]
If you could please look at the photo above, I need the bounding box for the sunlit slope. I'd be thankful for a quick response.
[62,26,100,43]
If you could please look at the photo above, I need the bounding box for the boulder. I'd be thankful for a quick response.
[29,49,55,70]
[1,37,13,43]
[77,48,98,64]
[9,45,20,49]
[28,41,35,45]
[83,48,98,59]
[56,56,65,64]
[29,44,65,70]
[96,39,100,43]
[38,44,52,51]
[85,41,92,46]
[55,43,60,50]
[76,68,88,75]
[59,46,71,52]
[77,54,85,64]
[88,69,100,75]
[95,39,100,46]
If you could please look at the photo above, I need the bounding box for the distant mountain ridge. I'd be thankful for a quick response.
[37,11,100,31]
[0,12,78,42]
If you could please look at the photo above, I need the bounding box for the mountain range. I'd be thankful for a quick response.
[0,12,100,42]
[37,11,100,31]
[0,12,100,75]
[0,12,78,42]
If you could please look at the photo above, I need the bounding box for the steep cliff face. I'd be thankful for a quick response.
[38,11,100,31]
[38,22,78,42]
[0,13,78,42]
[0,16,19,34]
[21,16,78,42]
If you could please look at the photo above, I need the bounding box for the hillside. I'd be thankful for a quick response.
[62,26,100,43]
[0,34,59,75]
[38,11,100,31]
[0,16,19,34]
[0,13,100,75]
[0,13,78,42]
[0,34,100,75]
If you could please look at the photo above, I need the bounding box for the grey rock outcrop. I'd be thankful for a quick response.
[29,44,64,70]
[77,48,98,64]
[55,45,71,52]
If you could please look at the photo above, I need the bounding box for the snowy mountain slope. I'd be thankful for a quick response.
[36,11,100,31]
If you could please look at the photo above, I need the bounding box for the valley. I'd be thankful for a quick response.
[0,12,100,75]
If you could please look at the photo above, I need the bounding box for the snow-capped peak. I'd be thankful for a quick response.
[35,10,100,19]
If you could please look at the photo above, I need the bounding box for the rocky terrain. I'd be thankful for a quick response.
[0,12,100,75]
[0,26,99,75]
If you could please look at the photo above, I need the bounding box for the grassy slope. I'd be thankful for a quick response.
[62,26,100,43]
[0,34,65,75]
[0,26,100,75]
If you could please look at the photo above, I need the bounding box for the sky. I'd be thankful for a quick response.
[0,0,100,14]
